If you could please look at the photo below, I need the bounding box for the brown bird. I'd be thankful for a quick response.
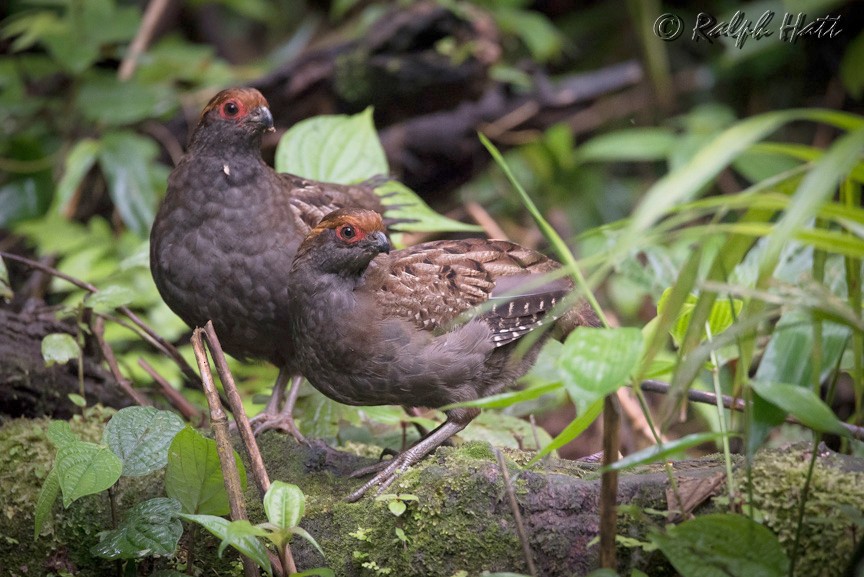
[287,208,600,500]
[150,88,386,439]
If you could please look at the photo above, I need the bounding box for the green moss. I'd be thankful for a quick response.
[747,450,864,577]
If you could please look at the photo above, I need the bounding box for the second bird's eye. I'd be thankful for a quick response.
[340,225,356,239]
[224,102,239,117]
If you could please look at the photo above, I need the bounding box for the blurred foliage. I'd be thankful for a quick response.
[2,0,864,572]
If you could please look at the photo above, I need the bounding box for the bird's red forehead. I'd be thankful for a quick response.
[314,209,385,235]
[201,88,269,117]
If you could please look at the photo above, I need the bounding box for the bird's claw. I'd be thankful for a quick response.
[345,454,413,502]
[248,412,308,444]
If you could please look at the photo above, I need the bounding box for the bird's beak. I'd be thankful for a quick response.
[250,106,275,132]
[368,231,390,254]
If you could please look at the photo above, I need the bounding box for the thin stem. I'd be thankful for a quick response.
[705,323,735,505]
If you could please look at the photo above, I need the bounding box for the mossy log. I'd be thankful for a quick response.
[2,414,863,577]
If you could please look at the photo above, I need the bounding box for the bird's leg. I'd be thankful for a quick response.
[345,408,479,502]
[250,368,307,443]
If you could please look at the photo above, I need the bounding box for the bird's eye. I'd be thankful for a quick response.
[223,101,239,117]
[339,225,356,240]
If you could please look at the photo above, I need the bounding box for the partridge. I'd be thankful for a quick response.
[150,88,386,439]
[286,208,599,500]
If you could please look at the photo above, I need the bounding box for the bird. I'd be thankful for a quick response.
[286,208,600,500]
[150,87,388,440]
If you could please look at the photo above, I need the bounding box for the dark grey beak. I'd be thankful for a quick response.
[368,231,390,254]
[250,106,275,132]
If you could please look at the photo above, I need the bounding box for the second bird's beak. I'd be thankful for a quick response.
[368,231,390,254]
[251,106,275,132]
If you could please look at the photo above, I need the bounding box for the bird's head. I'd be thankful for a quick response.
[294,209,391,277]
[190,88,275,150]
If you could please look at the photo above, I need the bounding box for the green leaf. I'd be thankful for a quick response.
[750,381,847,437]
[374,180,482,234]
[46,420,78,449]
[56,139,101,214]
[605,432,733,471]
[387,500,406,516]
[275,107,387,183]
[442,380,561,410]
[91,498,182,560]
[576,128,676,163]
[264,481,306,530]
[181,514,273,577]
[34,467,60,538]
[492,8,563,62]
[98,131,162,237]
[166,427,247,515]
[657,290,743,349]
[651,514,789,577]
[102,407,185,477]
[559,327,643,405]
[76,76,175,126]
[56,441,123,506]
[41,333,80,366]
[85,285,136,314]
[68,393,87,407]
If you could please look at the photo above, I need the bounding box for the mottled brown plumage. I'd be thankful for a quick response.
[149,88,385,438]
[287,209,599,499]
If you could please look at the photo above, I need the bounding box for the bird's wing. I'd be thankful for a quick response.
[370,238,572,344]
[281,173,384,230]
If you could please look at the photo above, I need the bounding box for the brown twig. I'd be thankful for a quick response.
[599,394,621,570]
[91,316,152,407]
[494,449,537,577]
[1,251,202,387]
[118,0,172,81]
[191,328,260,577]
[138,357,203,424]
[202,321,271,499]
[637,379,864,441]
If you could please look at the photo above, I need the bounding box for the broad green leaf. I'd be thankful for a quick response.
[41,333,79,366]
[34,467,60,538]
[576,128,676,163]
[46,420,78,449]
[91,498,182,560]
[166,427,247,515]
[442,380,561,410]
[56,139,101,213]
[85,285,136,314]
[559,327,643,405]
[99,131,162,237]
[102,407,185,477]
[181,514,273,577]
[56,441,123,506]
[530,396,603,464]
[264,481,305,530]
[275,107,387,183]
[651,514,789,577]
[374,180,482,234]
[388,500,406,516]
[750,381,847,437]
[76,76,175,126]
[68,393,86,407]
[605,432,733,471]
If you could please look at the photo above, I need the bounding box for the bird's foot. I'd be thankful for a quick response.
[249,411,307,444]
[345,451,418,502]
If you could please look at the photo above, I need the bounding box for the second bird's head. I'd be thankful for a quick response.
[293,209,391,277]
[191,87,275,149]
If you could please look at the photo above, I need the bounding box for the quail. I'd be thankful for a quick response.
[286,208,599,500]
